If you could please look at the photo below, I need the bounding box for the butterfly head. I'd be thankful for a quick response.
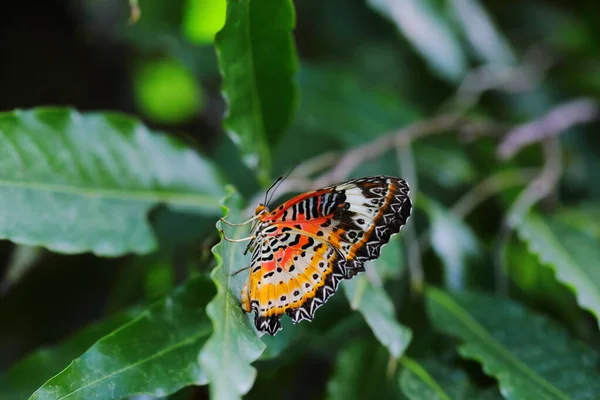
[254,203,269,217]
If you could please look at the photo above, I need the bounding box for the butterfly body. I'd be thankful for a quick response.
[238,176,411,335]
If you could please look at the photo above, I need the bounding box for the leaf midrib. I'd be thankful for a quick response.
[33,328,211,400]
[400,357,451,400]
[0,178,221,208]
[232,0,270,181]
[429,289,570,400]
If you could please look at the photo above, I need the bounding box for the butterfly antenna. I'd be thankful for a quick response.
[265,163,300,207]
[263,176,283,206]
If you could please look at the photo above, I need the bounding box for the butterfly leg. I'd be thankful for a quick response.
[220,215,259,226]
[219,229,255,242]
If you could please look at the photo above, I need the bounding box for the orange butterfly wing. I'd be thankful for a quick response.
[242,176,411,335]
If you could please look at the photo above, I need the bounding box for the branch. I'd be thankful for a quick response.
[444,43,556,113]
[451,168,540,219]
[504,137,563,227]
[311,114,491,189]
[497,98,599,160]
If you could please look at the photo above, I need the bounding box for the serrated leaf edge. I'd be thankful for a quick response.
[199,186,266,399]
[516,214,600,328]
[427,287,570,400]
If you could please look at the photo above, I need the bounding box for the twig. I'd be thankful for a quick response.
[497,98,599,160]
[417,168,538,253]
[289,151,340,179]
[494,137,563,294]
[504,137,563,227]
[312,114,472,188]
[451,168,540,219]
[444,43,556,113]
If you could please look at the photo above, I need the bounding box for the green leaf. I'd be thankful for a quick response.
[343,243,412,359]
[502,236,589,336]
[0,309,139,400]
[371,235,405,281]
[199,188,266,400]
[399,356,502,400]
[0,107,225,256]
[30,276,216,400]
[448,0,516,65]
[418,196,479,290]
[426,288,600,400]
[326,340,402,400]
[553,203,600,240]
[215,0,298,185]
[367,0,467,82]
[516,212,600,329]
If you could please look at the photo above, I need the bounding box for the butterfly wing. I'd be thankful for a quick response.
[241,233,346,335]
[243,175,411,335]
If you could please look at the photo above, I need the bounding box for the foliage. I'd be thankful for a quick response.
[1,0,600,399]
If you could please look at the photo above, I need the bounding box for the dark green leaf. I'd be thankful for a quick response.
[516,212,600,329]
[326,340,402,400]
[418,196,479,290]
[399,356,503,400]
[199,188,266,400]
[367,0,467,81]
[215,0,298,184]
[0,309,139,400]
[343,239,412,358]
[426,287,600,400]
[30,276,216,400]
[0,107,225,257]
[502,236,589,337]
[553,203,600,240]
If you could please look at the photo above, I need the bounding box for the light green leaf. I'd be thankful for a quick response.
[516,212,600,329]
[215,0,298,185]
[418,196,479,290]
[0,309,139,400]
[0,107,225,257]
[326,340,402,400]
[426,288,600,400]
[399,356,502,400]
[199,188,266,400]
[367,0,467,82]
[343,242,412,359]
[30,276,215,399]
[449,0,516,65]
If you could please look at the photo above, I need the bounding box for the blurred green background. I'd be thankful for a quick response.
[1,0,600,398]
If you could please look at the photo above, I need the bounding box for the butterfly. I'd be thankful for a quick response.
[221,175,412,335]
